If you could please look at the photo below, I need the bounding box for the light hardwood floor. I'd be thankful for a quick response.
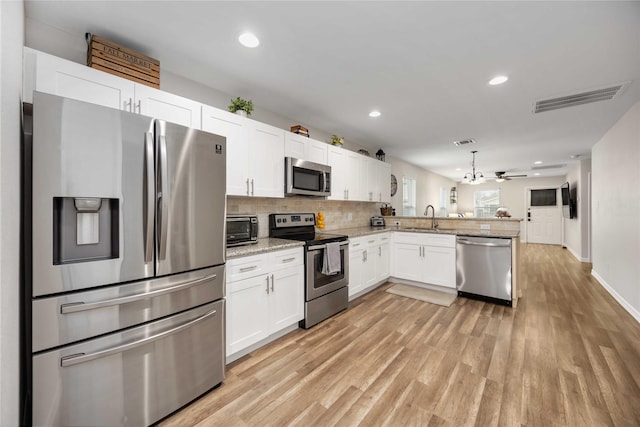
[160,244,640,426]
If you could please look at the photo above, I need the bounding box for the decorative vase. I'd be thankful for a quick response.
[235,110,248,117]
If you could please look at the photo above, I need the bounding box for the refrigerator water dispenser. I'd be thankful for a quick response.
[53,197,119,264]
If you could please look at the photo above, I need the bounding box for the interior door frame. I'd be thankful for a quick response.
[522,185,563,244]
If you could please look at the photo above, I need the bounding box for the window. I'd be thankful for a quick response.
[474,189,500,218]
[439,186,448,217]
[530,188,557,206]
[402,177,416,216]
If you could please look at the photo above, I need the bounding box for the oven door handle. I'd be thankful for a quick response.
[307,241,349,251]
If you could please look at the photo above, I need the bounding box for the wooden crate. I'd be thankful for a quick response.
[87,34,160,88]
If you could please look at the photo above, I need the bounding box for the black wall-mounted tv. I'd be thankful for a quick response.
[561,182,577,219]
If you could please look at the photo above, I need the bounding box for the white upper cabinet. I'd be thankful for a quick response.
[24,48,201,128]
[284,132,328,165]
[202,107,284,198]
[249,120,285,198]
[134,84,201,128]
[201,105,250,197]
[24,47,134,110]
[327,145,348,201]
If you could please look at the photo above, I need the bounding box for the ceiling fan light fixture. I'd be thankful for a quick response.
[495,177,505,183]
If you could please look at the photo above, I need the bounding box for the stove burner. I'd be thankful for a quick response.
[268,213,348,247]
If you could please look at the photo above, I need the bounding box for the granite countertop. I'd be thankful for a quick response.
[331,225,520,239]
[226,238,304,259]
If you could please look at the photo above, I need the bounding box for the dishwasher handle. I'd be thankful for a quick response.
[457,238,511,248]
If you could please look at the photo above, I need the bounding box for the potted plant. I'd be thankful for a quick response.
[228,97,254,117]
[331,135,344,146]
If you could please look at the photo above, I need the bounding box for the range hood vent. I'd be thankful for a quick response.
[534,82,629,113]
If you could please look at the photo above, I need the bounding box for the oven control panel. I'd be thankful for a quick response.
[270,213,315,228]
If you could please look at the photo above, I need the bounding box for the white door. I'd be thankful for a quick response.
[202,106,250,196]
[135,84,202,128]
[269,265,304,333]
[348,245,365,297]
[249,121,284,198]
[392,243,422,281]
[526,188,562,245]
[226,275,269,356]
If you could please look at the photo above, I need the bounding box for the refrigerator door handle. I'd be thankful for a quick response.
[144,132,155,263]
[60,309,218,367]
[157,128,169,261]
[60,273,217,314]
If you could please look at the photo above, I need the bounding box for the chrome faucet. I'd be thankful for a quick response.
[424,205,438,229]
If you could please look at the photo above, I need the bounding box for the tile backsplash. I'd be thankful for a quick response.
[227,196,381,237]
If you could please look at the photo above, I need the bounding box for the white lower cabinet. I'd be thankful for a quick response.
[348,233,391,298]
[391,232,456,288]
[226,248,304,358]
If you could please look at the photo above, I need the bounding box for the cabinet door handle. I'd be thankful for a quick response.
[270,274,274,292]
[368,240,375,244]
[282,257,296,263]
[251,179,255,196]
[379,246,381,256]
[246,178,250,196]
[136,100,141,114]
[266,276,270,294]
[125,98,133,112]
[239,265,258,273]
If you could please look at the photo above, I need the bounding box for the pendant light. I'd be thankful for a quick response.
[462,150,485,185]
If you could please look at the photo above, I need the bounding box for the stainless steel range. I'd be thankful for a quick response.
[269,213,349,328]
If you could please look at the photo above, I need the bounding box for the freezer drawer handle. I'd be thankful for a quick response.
[60,273,217,314]
[457,239,511,248]
[60,309,218,368]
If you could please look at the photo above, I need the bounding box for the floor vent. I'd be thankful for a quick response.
[534,82,629,113]
[452,138,476,146]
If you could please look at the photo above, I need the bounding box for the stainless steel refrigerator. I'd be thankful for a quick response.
[22,92,227,426]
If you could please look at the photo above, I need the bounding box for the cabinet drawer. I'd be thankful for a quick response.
[269,247,304,269]
[393,232,426,244]
[349,236,368,250]
[227,254,268,282]
[422,234,455,248]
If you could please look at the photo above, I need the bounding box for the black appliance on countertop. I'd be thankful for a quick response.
[269,213,349,328]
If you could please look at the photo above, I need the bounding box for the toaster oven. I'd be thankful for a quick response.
[226,215,258,247]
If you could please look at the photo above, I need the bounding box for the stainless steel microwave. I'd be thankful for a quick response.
[226,215,258,247]
[285,157,331,197]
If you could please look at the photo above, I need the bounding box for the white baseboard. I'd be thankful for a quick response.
[566,245,590,263]
[226,323,299,364]
[591,269,640,324]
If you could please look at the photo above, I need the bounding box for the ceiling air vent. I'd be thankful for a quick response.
[452,138,476,146]
[534,82,629,113]
[532,164,565,170]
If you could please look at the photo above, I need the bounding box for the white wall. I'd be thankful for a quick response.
[591,101,640,322]
[456,176,566,239]
[564,158,591,261]
[390,157,454,217]
[1,1,25,424]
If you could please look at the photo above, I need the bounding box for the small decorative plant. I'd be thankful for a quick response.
[228,97,254,116]
[331,135,344,146]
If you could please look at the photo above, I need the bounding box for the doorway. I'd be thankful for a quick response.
[525,187,562,245]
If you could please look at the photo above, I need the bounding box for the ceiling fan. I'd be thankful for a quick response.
[495,171,527,182]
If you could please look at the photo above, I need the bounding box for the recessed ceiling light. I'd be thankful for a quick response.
[534,160,543,165]
[456,168,462,171]
[488,75,509,85]
[533,173,541,176]
[238,32,259,48]
[369,111,381,118]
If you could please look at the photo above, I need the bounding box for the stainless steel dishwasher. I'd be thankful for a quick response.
[456,236,512,306]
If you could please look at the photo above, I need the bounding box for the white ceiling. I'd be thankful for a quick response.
[24,1,640,181]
